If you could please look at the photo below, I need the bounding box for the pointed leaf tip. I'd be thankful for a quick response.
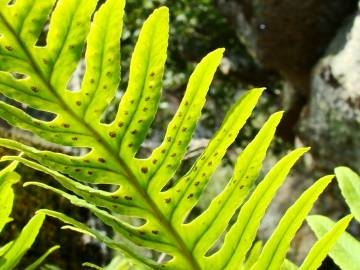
[207,48,225,60]
[152,6,169,18]
[294,147,311,156]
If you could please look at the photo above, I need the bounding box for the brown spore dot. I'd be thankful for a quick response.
[165,198,171,204]
[63,123,70,128]
[109,131,116,138]
[185,101,189,106]
[98,158,106,163]
[214,152,219,157]
[185,177,190,182]
[90,78,95,83]
[128,143,133,148]
[87,171,93,175]
[69,45,75,49]
[139,231,145,236]
[187,193,194,199]
[152,230,159,235]
[208,161,213,166]
[166,164,172,168]
[182,127,187,132]
[124,195,133,201]
[111,195,120,199]
[145,96,150,101]
[76,101,81,106]
[152,159,158,164]
[176,189,181,193]
[124,111,129,115]
[171,153,177,157]
[141,167,148,174]
[103,85,107,89]
[150,72,155,77]
[72,137,78,141]
[177,140,182,145]
[84,159,90,163]
[118,122,124,127]
[167,137,172,142]
[30,86,38,92]
[106,71,112,76]
[161,149,166,154]
[112,205,118,208]
[5,45,13,51]
[143,107,148,112]
[130,99,135,104]
[202,173,206,177]
[194,181,200,186]
[43,58,48,64]
[239,185,244,189]
[138,119,143,123]
[75,168,81,172]
[131,130,137,135]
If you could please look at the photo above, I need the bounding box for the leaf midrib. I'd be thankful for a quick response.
[0,10,200,270]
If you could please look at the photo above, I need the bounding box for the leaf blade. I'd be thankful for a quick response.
[252,175,334,270]
[307,215,360,270]
[335,167,360,222]
[300,214,352,270]
[205,147,310,269]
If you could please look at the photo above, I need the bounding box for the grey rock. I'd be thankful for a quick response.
[299,11,360,170]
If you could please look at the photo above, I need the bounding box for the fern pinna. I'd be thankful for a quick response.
[0,0,351,269]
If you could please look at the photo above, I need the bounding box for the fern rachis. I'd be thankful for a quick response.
[0,0,351,269]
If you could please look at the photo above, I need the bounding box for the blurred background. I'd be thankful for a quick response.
[1,0,360,269]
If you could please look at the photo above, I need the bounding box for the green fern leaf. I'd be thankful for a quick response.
[0,161,20,233]
[0,160,56,270]
[300,214,352,270]
[243,241,263,270]
[307,215,360,270]
[251,175,333,270]
[307,166,360,270]
[335,167,360,222]
[0,1,340,269]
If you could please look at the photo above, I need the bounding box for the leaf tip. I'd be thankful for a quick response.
[153,6,170,19]
[296,146,311,155]
[343,214,354,224]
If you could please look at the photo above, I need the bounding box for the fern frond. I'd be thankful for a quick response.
[335,167,360,222]
[0,1,342,269]
[307,167,360,270]
[300,214,352,270]
[0,160,56,269]
[307,215,360,270]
